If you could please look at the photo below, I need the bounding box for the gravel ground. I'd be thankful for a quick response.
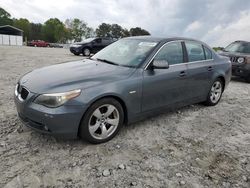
[0,46,250,188]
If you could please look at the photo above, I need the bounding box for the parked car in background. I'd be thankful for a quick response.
[28,40,50,47]
[219,41,250,82]
[49,43,63,48]
[15,36,231,144]
[70,37,115,56]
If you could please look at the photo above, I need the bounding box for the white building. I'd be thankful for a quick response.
[0,25,23,46]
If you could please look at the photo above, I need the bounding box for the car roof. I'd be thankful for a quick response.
[232,40,250,44]
[125,36,203,43]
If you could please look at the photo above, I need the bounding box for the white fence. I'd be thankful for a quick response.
[0,34,23,46]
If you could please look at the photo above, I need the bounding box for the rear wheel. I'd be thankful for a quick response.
[79,98,124,144]
[204,78,223,106]
[73,52,80,56]
[83,48,91,56]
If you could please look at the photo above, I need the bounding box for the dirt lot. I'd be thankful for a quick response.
[0,46,250,188]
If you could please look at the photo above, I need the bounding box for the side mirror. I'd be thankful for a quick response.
[152,59,169,69]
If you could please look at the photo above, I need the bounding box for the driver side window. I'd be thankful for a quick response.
[154,42,184,65]
[95,38,102,44]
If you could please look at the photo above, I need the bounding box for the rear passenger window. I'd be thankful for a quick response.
[185,42,205,62]
[204,46,213,60]
[154,42,183,65]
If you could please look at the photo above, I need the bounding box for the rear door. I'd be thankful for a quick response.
[142,41,190,112]
[184,41,214,99]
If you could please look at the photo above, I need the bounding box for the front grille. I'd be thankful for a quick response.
[20,87,29,100]
[16,84,29,101]
[230,56,238,63]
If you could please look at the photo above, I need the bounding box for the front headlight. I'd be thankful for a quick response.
[237,57,244,63]
[34,89,81,108]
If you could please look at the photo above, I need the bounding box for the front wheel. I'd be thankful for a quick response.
[204,79,223,106]
[83,48,91,56]
[79,98,124,144]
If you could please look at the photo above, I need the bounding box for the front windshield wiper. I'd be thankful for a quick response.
[95,58,120,66]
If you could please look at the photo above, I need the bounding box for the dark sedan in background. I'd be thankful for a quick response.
[220,41,250,82]
[70,37,115,56]
[15,36,231,144]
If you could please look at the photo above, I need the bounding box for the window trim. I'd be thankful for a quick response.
[144,40,214,70]
[184,41,206,62]
[144,40,185,70]
[202,45,213,60]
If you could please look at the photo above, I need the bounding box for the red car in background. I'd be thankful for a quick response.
[28,40,50,47]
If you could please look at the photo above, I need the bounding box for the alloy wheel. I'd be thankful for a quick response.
[83,48,90,56]
[210,81,222,103]
[88,104,120,140]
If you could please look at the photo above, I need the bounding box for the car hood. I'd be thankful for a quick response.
[19,59,135,94]
[219,51,250,57]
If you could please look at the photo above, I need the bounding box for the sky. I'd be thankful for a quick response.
[1,0,250,47]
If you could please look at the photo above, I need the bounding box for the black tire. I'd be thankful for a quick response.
[82,48,91,56]
[73,53,80,56]
[204,78,224,106]
[79,98,124,144]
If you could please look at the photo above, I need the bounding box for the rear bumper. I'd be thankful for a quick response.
[14,94,87,139]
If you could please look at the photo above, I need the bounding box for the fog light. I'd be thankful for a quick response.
[44,126,49,131]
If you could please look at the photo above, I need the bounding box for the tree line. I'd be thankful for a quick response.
[0,7,150,43]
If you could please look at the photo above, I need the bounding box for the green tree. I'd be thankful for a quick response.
[96,23,112,37]
[13,18,30,40]
[29,23,43,40]
[85,27,95,38]
[65,18,94,42]
[130,27,150,36]
[121,28,130,37]
[42,18,68,43]
[110,24,124,38]
[0,7,13,26]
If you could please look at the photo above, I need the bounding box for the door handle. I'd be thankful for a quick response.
[207,66,213,71]
[179,71,186,77]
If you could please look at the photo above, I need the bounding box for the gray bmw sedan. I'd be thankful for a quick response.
[14,36,231,143]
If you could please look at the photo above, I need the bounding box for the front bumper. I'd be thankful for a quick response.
[70,47,81,54]
[14,92,87,139]
[232,63,250,77]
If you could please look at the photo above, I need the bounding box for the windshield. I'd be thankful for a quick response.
[224,42,250,53]
[92,39,158,67]
[75,38,96,44]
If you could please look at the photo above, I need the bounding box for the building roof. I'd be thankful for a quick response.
[0,25,23,36]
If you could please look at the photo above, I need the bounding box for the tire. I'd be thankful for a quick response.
[73,53,80,56]
[79,98,124,144]
[204,78,223,106]
[83,48,91,56]
[34,45,37,47]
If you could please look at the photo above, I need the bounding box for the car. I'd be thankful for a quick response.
[219,41,250,83]
[14,36,231,144]
[69,37,115,56]
[28,40,50,47]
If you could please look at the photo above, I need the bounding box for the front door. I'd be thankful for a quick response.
[142,41,189,112]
